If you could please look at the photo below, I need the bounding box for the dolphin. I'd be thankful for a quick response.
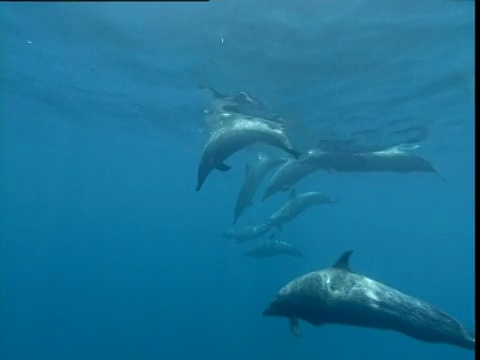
[199,85,265,110]
[262,250,475,351]
[300,146,446,182]
[242,235,304,259]
[262,158,319,201]
[234,153,287,224]
[196,117,301,191]
[265,188,337,230]
[222,223,271,243]
[199,86,284,125]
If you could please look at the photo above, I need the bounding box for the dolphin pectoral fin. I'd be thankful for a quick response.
[432,166,448,185]
[277,223,283,231]
[287,148,302,160]
[216,162,232,172]
[289,317,301,337]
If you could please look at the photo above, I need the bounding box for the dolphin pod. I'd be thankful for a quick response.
[262,145,446,199]
[196,86,472,353]
[263,250,475,351]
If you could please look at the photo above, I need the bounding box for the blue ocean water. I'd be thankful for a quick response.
[0,1,475,359]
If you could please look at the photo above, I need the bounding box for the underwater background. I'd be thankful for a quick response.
[0,1,475,359]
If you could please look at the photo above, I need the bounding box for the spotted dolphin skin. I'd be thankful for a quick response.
[196,117,301,191]
[234,153,287,224]
[222,223,271,243]
[266,188,337,230]
[242,235,303,259]
[263,250,475,351]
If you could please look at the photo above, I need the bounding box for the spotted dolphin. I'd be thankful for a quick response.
[242,235,304,259]
[262,157,319,201]
[263,250,475,351]
[266,188,337,230]
[300,146,446,182]
[196,117,301,191]
[199,86,284,125]
[222,223,271,244]
[234,153,287,224]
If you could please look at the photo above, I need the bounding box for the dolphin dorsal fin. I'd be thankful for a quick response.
[332,250,354,271]
[289,187,297,199]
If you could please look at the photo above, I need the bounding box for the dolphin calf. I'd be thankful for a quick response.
[196,117,301,191]
[266,188,336,230]
[242,235,304,259]
[262,158,319,201]
[222,223,271,243]
[234,153,287,224]
[262,250,475,351]
[301,146,446,182]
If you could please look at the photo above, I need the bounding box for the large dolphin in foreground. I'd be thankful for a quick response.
[266,188,337,230]
[263,250,475,351]
[242,235,304,259]
[234,153,287,224]
[196,117,301,191]
[222,223,271,243]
